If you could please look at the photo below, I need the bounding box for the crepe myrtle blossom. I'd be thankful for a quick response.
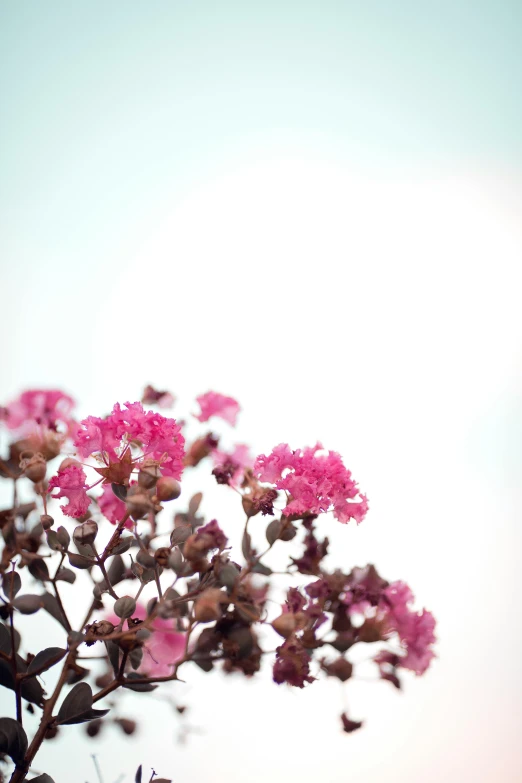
[380,581,436,675]
[74,401,185,479]
[194,391,240,425]
[254,443,368,524]
[0,388,76,434]
[47,462,90,518]
[0,385,437,781]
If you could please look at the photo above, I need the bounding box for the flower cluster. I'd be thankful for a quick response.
[0,385,436,783]
[254,443,369,523]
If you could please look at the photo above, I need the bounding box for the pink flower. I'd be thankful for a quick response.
[254,443,368,524]
[74,401,185,479]
[107,604,185,677]
[48,464,90,518]
[194,392,240,425]
[1,389,75,434]
[380,581,436,675]
[211,443,252,487]
[98,483,129,527]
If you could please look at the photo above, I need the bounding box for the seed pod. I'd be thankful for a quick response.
[138,460,162,489]
[154,547,171,568]
[73,520,98,548]
[114,596,137,619]
[115,718,137,735]
[271,613,297,639]
[41,514,54,530]
[155,477,181,502]
[194,588,224,623]
[125,490,152,520]
[22,453,47,483]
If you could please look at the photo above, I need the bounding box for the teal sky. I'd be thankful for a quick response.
[1,0,521,288]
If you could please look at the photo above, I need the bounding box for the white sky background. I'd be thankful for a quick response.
[1,2,522,781]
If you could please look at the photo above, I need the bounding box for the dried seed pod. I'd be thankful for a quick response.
[40,514,54,530]
[155,476,181,502]
[21,452,47,483]
[138,460,162,489]
[194,588,225,623]
[271,613,297,639]
[154,547,171,568]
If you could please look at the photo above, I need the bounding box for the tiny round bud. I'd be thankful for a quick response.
[155,476,181,502]
[22,453,47,483]
[154,547,171,568]
[114,595,137,619]
[40,514,54,530]
[125,490,152,520]
[194,588,224,623]
[86,718,103,737]
[116,718,137,735]
[73,520,98,547]
[45,725,59,740]
[271,613,297,639]
[138,460,162,489]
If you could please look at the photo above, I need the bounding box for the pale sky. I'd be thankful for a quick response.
[1,3,521,782]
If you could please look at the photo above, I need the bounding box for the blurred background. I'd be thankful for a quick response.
[1,1,521,781]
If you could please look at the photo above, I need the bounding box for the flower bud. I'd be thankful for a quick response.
[138,460,162,489]
[154,547,171,568]
[125,489,153,520]
[40,514,54,530]
[86,719,103,737]
[114,595,137,619]
[271,613,297,639]
[21,453,47,483]
[193,588,225,623]
[115,718,137,735]
[73,520,98,548]
[155,476,181,502]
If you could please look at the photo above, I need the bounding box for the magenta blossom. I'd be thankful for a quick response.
[1,389,75,434]
[254,443,368,524]
[48,463,90,518]
[107,604,185,677]
[380,581,436,675]
[194,391,240,426]
[74,401,185,479]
